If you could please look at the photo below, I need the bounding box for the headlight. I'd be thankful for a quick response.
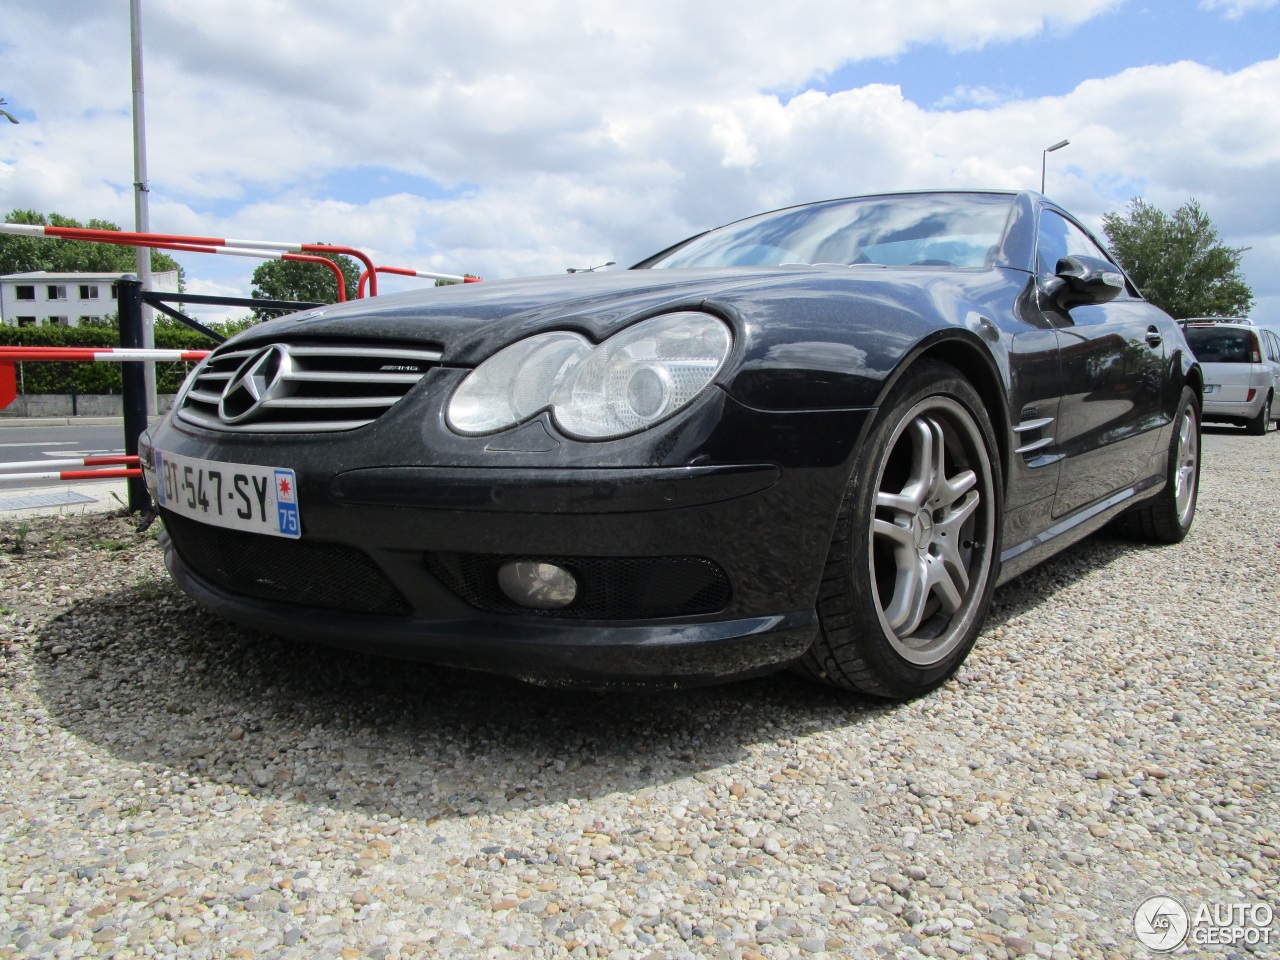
[446,332,589,435]
[447,311,733,440]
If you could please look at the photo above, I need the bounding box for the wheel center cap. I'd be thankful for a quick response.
[913,513,934,550]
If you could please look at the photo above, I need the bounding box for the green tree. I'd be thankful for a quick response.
[1101,198,1253,319]
[0,209,184,284]
[250,248,361,319]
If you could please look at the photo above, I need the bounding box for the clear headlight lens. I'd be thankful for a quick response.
[447,311,733,440]
[447,332,589,435]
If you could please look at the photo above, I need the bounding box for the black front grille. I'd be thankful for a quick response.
[162,510,411,616]
[427,553,731,620]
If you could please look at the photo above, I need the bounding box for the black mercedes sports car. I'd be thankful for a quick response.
[140,190,1202,699]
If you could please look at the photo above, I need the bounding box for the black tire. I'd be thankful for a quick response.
[1246,393,1270,436]
[796,360,1002,700]
[1114,386,1200,544]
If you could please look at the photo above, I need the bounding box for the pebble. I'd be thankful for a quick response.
[0,435,1276,958]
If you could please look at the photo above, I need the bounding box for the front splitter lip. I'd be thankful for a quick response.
[162,534,818,690]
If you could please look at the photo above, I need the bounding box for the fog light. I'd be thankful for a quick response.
[498,561,577,609]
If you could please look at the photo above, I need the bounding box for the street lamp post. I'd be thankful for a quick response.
[1041,139,1070,194]
[129,0,157,417]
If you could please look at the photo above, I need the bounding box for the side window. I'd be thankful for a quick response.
[1035,210,1111,276]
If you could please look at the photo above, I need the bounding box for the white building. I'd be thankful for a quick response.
[0,270,180,327]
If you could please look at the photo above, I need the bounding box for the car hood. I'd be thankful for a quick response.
[230,267,917,365]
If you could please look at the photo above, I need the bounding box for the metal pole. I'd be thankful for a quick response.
[130,0,158,417]
[1041,139,1070,195]
[118,277,152,513]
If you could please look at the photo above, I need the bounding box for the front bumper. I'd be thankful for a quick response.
[162,532,817,688]
[144,386,872,688]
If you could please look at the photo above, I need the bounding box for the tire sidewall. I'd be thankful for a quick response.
[840,362,1004,697]
[1169,387,1201,538]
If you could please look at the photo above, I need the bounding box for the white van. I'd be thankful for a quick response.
[1183,320,1280,435]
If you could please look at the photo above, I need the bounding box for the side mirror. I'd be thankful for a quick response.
[1040,255,1127,311]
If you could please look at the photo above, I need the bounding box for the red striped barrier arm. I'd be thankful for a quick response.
[0,348,209,409]
[0,347,211,362]
[0,455,142,484]
[357,265,484,298]
[2,455,140,471]
[0,468,141,483]
[0,223,365,299]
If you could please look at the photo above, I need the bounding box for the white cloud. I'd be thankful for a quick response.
[1,0,1277,318]
[1198,0,1279,19]
[933,86,1015,109]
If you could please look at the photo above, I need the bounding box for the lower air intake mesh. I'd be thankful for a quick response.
[162,510,411,616]
[427,553,731,620]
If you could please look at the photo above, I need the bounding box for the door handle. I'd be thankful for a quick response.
[1145,326,1162,347]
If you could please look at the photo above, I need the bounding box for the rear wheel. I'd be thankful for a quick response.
[797,361,1001,699]
[1115,386,1200,543]
[1246,393,1270,436]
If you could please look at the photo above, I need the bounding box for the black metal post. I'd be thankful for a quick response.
[118,277,151,513]
[70,380,78,417]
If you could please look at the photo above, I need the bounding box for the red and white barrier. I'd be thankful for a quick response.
[0,223,489,304]
[357,266,483,298]
[0,223,373,299]
[0,455,141,485]
[0,347,211,363]
[0,347,212,410]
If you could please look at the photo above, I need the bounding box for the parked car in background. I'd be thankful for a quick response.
[140,190,1202,700]
[1182,320,1280,435]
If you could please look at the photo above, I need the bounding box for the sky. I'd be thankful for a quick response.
[1,0,1278,327]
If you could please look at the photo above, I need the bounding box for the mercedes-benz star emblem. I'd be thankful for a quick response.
[219,344,293,424]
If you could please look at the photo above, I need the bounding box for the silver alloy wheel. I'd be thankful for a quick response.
[869,396,995,666]
[1173,403,1199,527]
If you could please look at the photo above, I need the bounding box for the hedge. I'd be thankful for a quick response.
[0,320,221,394]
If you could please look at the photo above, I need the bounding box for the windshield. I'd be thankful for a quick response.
[1184,327,1259,363]
[644,193,1015,270]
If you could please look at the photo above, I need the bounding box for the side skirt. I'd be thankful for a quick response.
[995,473,1164,586]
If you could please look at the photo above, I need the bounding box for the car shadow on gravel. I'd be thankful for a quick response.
[983,526,1147,634]
[30,576,883,824]
[29,526,1140,825]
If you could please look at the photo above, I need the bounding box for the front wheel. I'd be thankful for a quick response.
[797,361,1001,699]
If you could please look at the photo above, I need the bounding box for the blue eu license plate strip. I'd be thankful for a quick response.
[154,450,302,539]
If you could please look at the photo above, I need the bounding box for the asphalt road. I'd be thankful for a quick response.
[0,422,128,492]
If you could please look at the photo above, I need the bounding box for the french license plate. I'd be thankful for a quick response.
[154,450,301,539]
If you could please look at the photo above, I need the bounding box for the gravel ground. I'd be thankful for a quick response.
[1,429,1277,960]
